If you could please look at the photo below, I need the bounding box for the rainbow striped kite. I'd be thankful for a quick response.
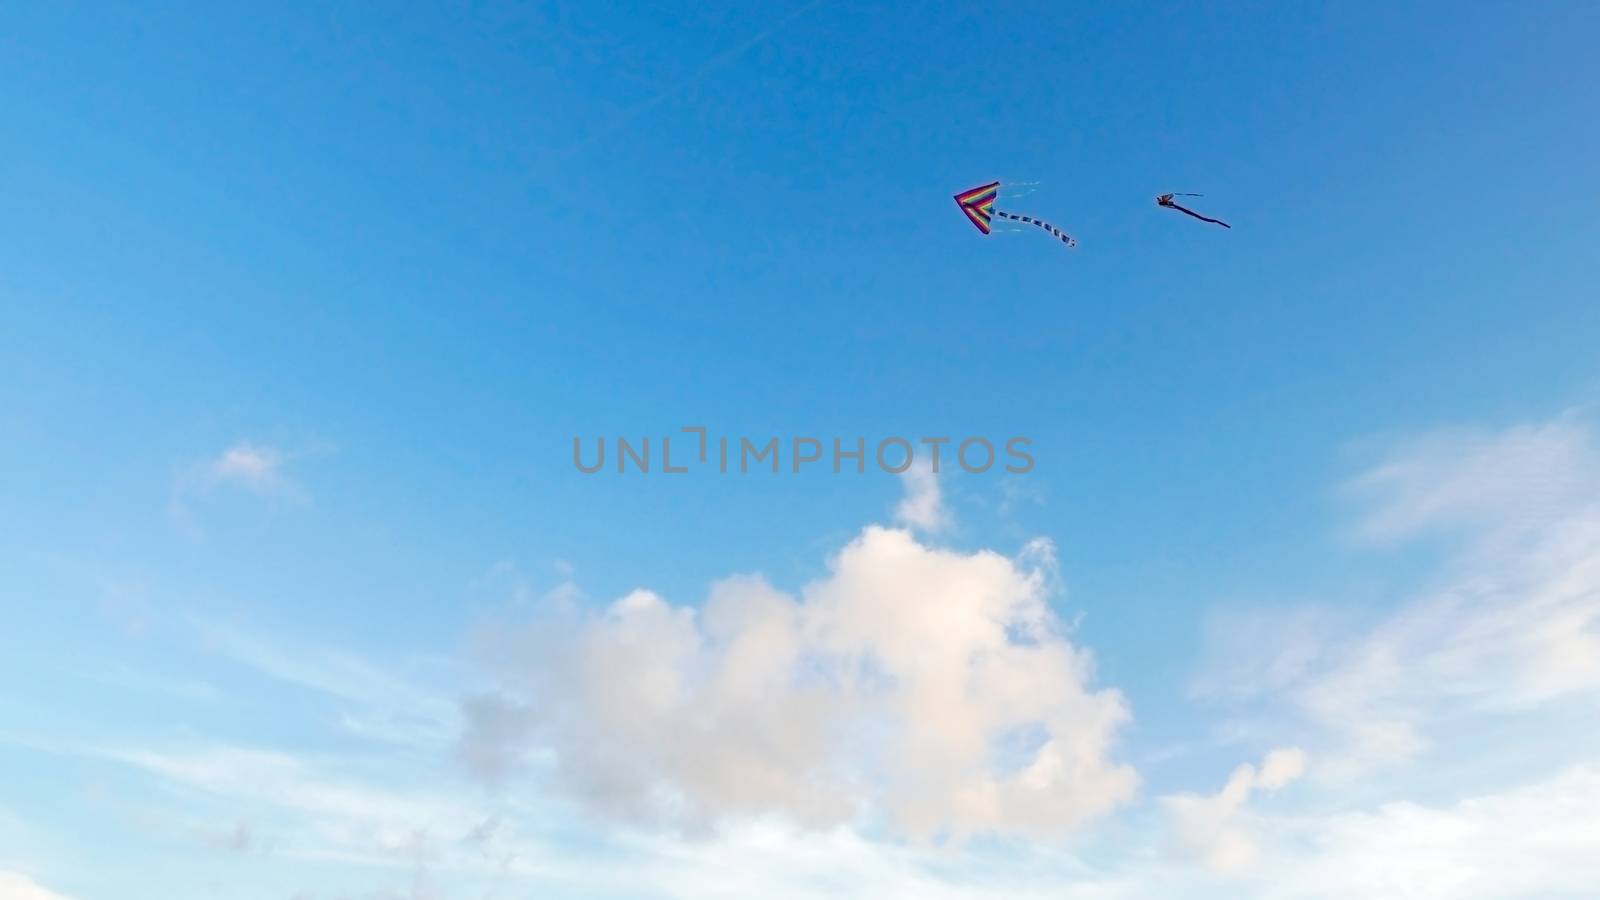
[954,181,1076,248]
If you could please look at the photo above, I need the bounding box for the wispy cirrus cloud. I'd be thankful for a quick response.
[1347,417,1600,544]
[199,622,461,749]
[1199,413,1600,775]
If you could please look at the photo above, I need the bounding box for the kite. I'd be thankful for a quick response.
[954,182,1077,248]
[1156,193,1231,229]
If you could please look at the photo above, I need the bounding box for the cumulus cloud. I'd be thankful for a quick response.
[0,871,76,900]
[1163,748,1307,873]
[463,525,1136,840]
[895,462,950,533]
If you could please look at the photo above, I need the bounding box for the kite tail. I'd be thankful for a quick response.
[993,209,1077,247]
[1170,203,1232,229]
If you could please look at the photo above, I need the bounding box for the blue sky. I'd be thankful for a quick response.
[3,2,1599,898]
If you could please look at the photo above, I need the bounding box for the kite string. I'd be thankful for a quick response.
[993,209,1077,247]
[998,180,1041,200]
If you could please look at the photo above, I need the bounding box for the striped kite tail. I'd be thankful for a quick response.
[993,210,1077,247]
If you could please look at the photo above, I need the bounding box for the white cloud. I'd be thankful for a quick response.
[200,623,459,748]
[464,525,1136,840]
[606,822,1139,900]
[1255,748,1308,789]
[170,441,312,527]
[211,443,282,484]
[894,462,950,533]
[1347,418,1599,544]
[0,871,76,900]
[1163,748,1307,873]
[20,414,1600,899]
[1201,415,1600,774]
[1246,765,1600,899]
[200,442,305,499]
[102,744,490,870]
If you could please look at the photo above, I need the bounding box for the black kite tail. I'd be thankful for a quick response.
[1169,202,1231,229]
